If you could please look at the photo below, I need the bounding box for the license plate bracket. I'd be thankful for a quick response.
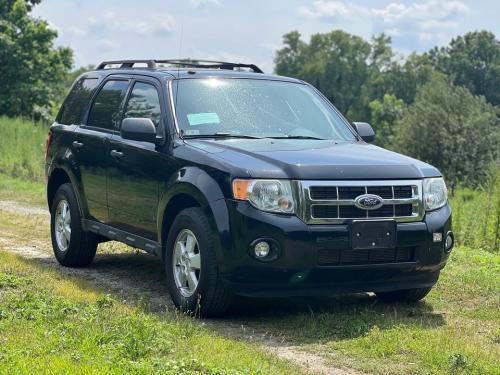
[351,220,396,250]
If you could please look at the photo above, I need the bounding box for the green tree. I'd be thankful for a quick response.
[369,94,406,147]
[429,31,500,106]
[275,30,372,120]
[392,78,499,188]
[0,0,73,121]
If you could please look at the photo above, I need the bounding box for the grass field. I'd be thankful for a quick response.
[0,250,302,374]
[0,117,499,374]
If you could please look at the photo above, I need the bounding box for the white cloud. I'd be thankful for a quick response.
[372,1,468,42]
[68,26,87,37]
[299,0,368,21]
[300,0,469,47]
[87,12,175,36]
[190,0,221,9]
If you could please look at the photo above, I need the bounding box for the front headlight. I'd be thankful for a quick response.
[232,179,295,213]
[423,177,448,211]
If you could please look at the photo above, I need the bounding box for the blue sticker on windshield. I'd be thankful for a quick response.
[187,112,220,126]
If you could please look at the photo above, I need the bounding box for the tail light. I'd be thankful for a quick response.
[45,131,53,161]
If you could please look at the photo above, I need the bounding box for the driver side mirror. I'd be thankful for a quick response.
[121,118,157,143]
[352,122,375,143]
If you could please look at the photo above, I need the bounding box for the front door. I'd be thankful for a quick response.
[74,78,130,223]
[107,79,165,239]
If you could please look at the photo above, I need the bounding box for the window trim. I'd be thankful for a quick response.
[81,76,131,134]
[56,76,100,126]
[118,76,166,143]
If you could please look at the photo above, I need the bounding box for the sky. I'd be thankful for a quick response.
[32,0,500,73]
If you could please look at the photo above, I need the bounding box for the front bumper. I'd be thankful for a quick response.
[221,199,452,297]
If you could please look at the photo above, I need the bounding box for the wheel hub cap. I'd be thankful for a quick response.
[172,229,201,297]
[55,200,71,252]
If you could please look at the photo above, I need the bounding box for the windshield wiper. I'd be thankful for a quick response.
[268,135,326,140]
[182,132,263,140]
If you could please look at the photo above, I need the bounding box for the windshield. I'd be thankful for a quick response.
[173,78,356,141]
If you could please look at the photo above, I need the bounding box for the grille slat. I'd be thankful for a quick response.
[317,247,415,266]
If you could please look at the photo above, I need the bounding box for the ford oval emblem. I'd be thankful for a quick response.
[354,194,383,210]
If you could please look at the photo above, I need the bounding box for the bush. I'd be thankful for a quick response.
[392,78,499,188]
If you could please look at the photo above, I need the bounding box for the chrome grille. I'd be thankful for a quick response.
[297,180,424,224]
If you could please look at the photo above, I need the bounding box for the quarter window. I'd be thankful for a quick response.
[58,78,98,125]
[87,80,129,130]
[124,82,161,127]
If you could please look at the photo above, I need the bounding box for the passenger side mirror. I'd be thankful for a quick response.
[352,122,375,143]
[121,118,157,143]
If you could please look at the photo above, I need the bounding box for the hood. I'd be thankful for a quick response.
[184,139,441,180]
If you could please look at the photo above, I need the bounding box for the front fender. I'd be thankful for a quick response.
[158,167,231,266]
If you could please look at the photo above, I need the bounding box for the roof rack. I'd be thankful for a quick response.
[96,60,157,70]
[96,59,263,73]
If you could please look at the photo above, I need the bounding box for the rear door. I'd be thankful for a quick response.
[73,78,130,222]
[107,78,165,239]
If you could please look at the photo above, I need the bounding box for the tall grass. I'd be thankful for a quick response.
[451,168,500,252]
[0,116,48,181]
[0,117,498,252]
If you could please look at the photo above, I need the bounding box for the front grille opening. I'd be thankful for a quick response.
[368,204,394,217]
[312,205,338,218]
[317,247,416,266]
[367,186,393,199]
[393,186,413,198]
[395,204,413,216]
[338,186,365,200]
[310,186,337,200]
[339,206,366,218]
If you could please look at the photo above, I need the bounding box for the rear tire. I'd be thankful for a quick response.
[165,207,232,317]
[376,286,433,302]
[50,183,97,267]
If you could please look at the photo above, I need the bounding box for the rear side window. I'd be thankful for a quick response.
[87,80,129,130]
[58,78,98,125]
[124,82,161,127]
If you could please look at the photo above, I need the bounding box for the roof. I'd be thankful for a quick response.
[84,59,302,83]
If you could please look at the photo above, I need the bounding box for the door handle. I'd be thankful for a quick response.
[110,149,124,159]
[72,141,84,150]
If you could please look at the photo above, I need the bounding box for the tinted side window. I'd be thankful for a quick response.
[124,82,161,127]
[58,78,98,125]
[87,80,129,130]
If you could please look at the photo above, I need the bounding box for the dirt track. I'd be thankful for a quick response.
[0,198,363,375]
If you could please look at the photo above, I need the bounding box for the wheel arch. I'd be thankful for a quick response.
[47,164,87,217]
[158,167,231,269]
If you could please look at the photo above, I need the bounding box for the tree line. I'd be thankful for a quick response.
[1,0,499,188]
[275,30,500,188]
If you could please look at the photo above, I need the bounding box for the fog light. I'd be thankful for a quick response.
[445,232,454,252]
[433,233,443,242]
[254,241,270,258]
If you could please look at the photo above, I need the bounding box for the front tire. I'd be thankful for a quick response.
[165,207,232,317]
[50,183,97,267]
[376,286,433,303]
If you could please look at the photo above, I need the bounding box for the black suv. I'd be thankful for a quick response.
[45,59,453,316]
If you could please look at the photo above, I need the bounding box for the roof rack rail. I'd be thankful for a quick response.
[156,59,264,73]
[96,60,157,70]
[96,59,263,73]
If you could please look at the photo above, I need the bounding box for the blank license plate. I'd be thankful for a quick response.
[351,221,396,250]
